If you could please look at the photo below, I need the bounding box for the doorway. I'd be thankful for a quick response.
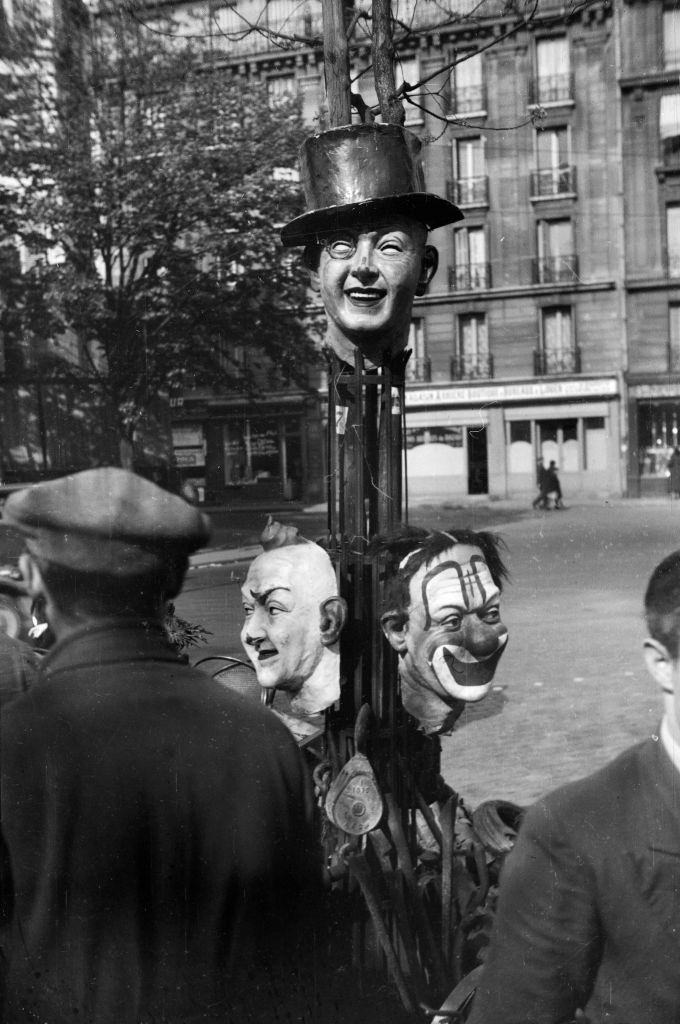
[467,425,488,494]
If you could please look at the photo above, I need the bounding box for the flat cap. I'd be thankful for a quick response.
[1,468,211,575]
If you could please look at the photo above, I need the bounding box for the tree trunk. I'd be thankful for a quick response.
[322,0,351,126]
[372,0,404,125]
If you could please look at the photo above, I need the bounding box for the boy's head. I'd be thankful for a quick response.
[644,550,680,740]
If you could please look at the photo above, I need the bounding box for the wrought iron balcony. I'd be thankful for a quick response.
[448,176,489,206]
[533,346,581,376]
[450,83,487,116]
[450,353,494,381]
[530,165,577,197]
[529,73,574,106]
[449,262,491,291]
[404,356,432,383]
[533,255,579,285]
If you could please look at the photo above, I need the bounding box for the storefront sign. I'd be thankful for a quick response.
[175,447,205,468]
[629,383,680,399]
[406,378,618,408]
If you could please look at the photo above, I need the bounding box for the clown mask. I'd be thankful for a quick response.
[382,543,508,734]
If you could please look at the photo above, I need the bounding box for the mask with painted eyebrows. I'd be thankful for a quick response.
[381,540,508,735]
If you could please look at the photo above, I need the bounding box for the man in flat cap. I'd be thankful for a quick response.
[0,468,323,1024]
[281,122,462,367]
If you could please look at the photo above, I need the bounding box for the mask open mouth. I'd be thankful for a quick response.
[430,633,508,702]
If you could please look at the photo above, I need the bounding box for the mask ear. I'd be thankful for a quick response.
[319,596,347,646]
[19,553,45,601]
[303,244,322,293]
[381,610,409,653]
[643,637,675,695]
[415,245,438,297]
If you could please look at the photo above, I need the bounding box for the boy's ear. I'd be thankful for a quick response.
[381,610,409,654]
[643,637,675,695]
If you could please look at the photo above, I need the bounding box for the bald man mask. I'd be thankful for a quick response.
[240,526,347,716]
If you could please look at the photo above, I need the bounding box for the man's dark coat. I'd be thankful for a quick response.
[0,621,321,1024]
[468,736,680,1023]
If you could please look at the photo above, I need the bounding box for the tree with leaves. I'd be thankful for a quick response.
[0,0,318,476]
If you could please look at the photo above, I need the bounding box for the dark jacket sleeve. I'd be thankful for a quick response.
[468,796,603,1024]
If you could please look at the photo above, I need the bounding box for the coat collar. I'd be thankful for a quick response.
[39,618,182,679]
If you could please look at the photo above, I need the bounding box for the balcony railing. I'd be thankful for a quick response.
[404,356,431,383]
[530,166,577,197]
[533,346,581,375]
[533,255,579,285]
[448,176,489,206]
[529,73,574,106]
[450,83,487,116]
[449,262,491,291]
[451,353,494,381]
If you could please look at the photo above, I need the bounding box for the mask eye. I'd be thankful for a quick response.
[324,234,356,259]
[482,607,501,624]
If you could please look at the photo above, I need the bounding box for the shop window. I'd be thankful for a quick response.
[535,219,577,284]
[660,92,680,164]
[668,204,680,277]
[533,37,571,105]
[452,227,489,290]
[664,7,680,70]
[584,417,607,472]
[508,420,533,474]
[223,417,280,486]
[450,51,484,116]
[638,400,680,480]
[452,137,488,205]
[538,418,578,472]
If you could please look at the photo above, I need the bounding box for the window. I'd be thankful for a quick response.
[668,204,680,277]
[660,92,680,163]
[536,218,577,283]
[267,74,296,107]
[664,8,680,69]
[395,57,421,124]
[405,318,429,382]
[451,51,484,115]
[453,137,488,205]
[539,307,578,374]
[452,227,489,290]
[535,37,571,104]
[533,126,574,195]
[670,304,680,369]
[455,313,491,379]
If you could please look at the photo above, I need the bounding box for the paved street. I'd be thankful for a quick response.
[174,497,680,810]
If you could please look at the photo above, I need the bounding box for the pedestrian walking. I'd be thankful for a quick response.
[531,461,550,510]
[465,548,680,1022]
[668,445,680,497]
[545,459,564,509]
[0,468,323,1024]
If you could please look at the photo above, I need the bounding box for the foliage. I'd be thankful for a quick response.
[0,0,318,466]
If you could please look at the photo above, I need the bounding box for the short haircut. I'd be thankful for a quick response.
[370,525,508,626]
[644,550,680,659]
[36,555,189,621]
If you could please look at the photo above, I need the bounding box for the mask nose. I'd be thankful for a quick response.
[460,618,506,659]
[349,240,378,285]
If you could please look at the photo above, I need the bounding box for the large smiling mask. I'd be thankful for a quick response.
[280,123,462,367]
[379,529,509,735]
[240,522,347,717]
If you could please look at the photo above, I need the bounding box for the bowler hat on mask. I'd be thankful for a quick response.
[0,467,211,576]
[280,122,463,247]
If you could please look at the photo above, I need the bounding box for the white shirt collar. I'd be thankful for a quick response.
[660,714,680,775]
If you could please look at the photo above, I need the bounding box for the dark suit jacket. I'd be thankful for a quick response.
[0,620,322,1024]
[468,736,680,1023]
